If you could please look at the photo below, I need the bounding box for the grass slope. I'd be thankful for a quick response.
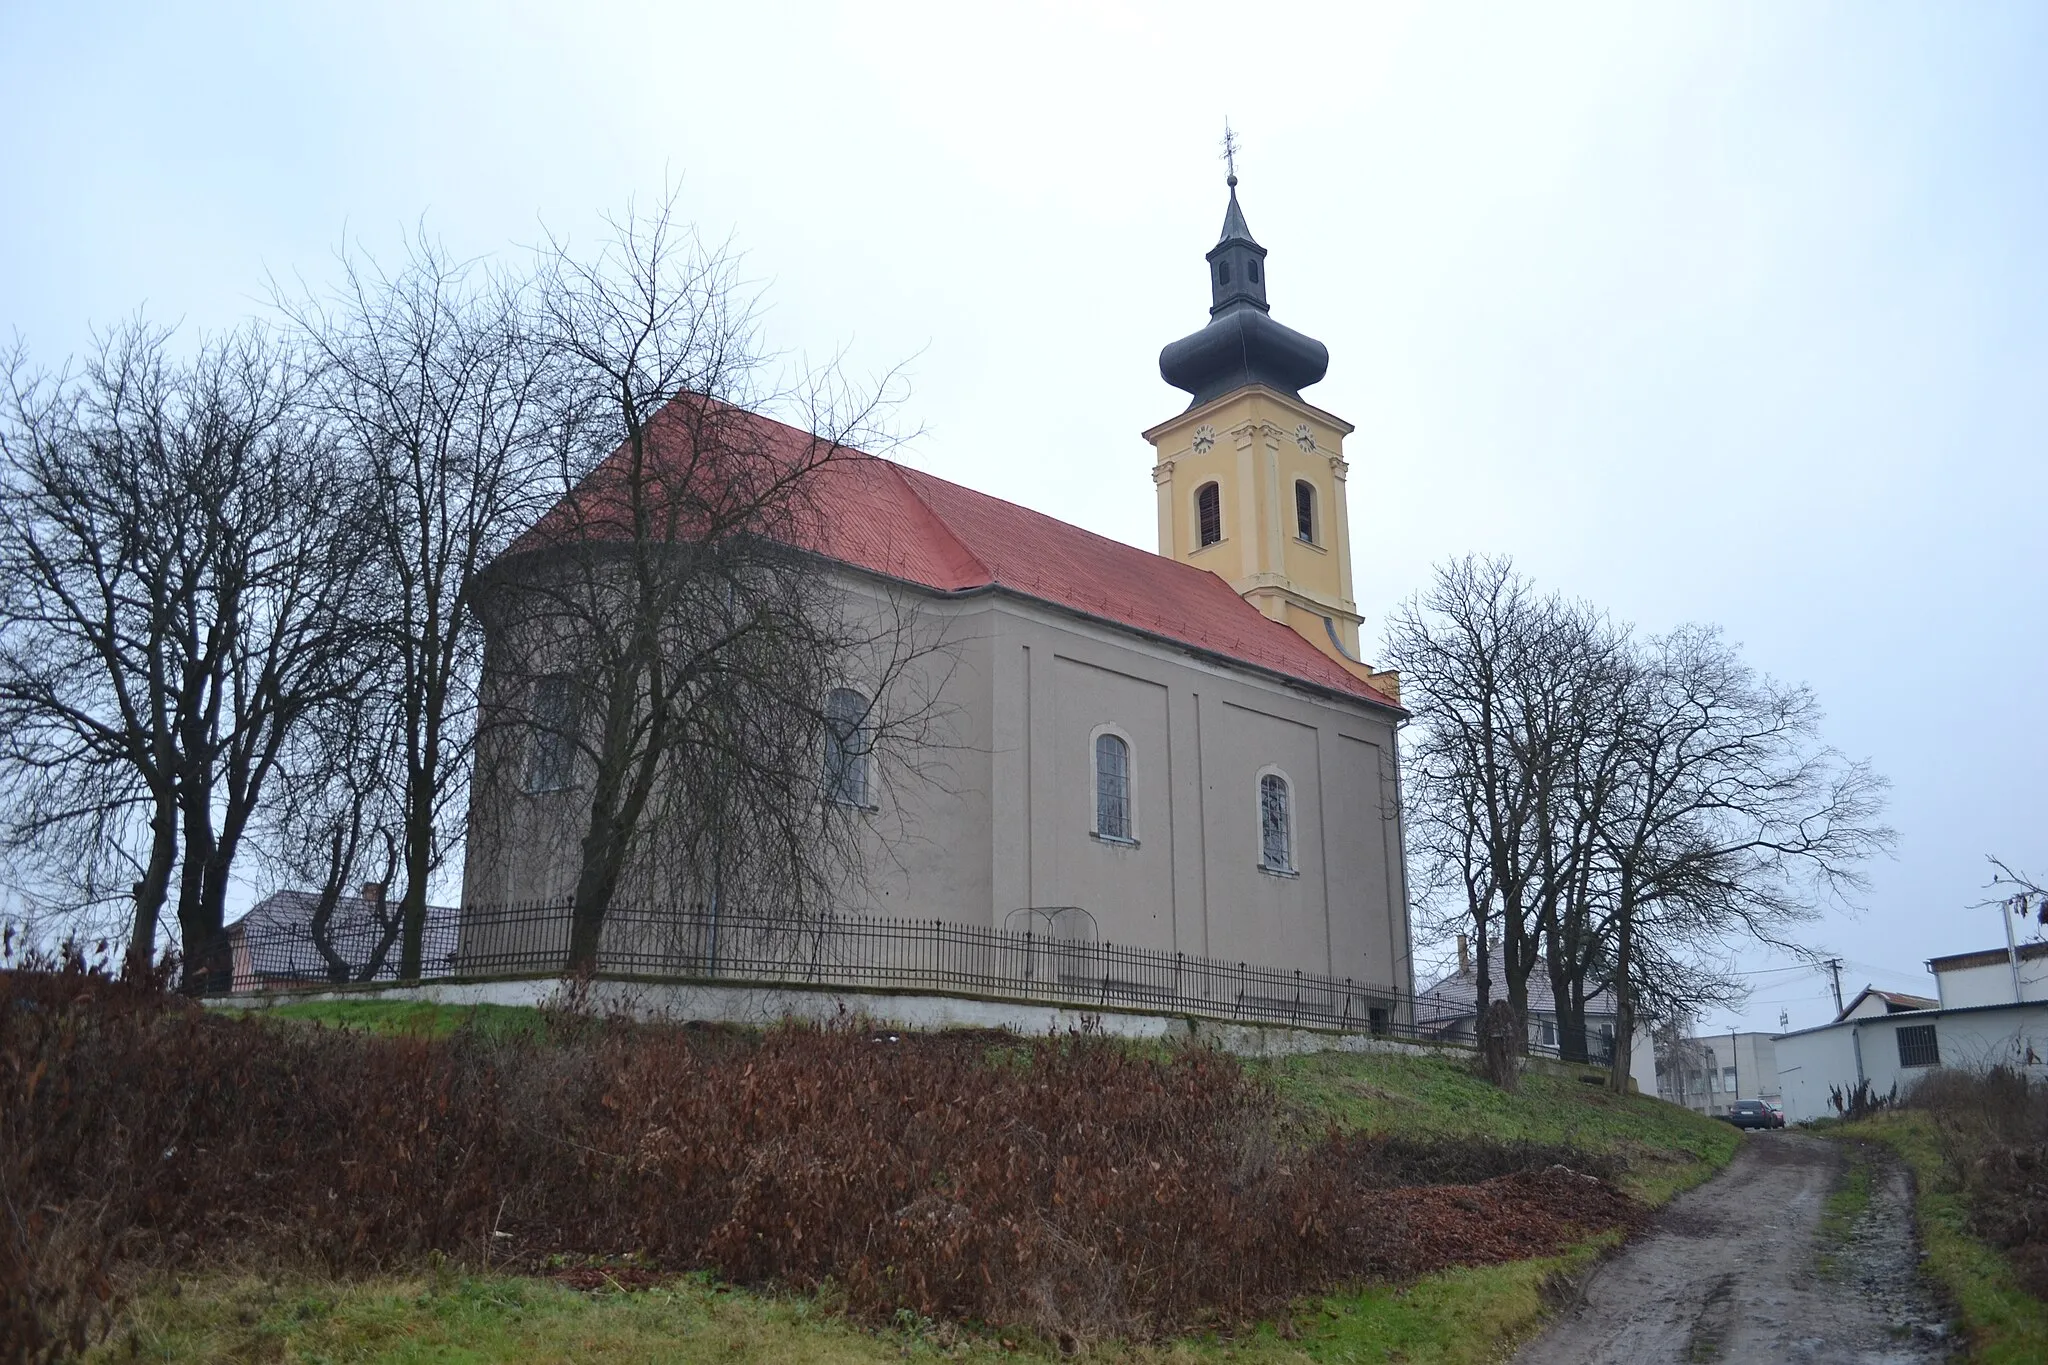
[123,1003,1734,1365]
[228,997,549,1040]
[1263,1048,1737,1204]
[1840,1112,2048,1365]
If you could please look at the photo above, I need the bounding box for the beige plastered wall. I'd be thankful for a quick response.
[463,571,1416,1011]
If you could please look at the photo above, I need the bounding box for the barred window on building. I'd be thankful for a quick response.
[1896,1024,1940,1069]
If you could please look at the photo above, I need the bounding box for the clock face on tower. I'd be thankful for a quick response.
[1192,423,1216,454]
[1295,424,1317,453]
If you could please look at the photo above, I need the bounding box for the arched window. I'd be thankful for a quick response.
[1294,480,1316,543]
[525,675,577,793]
[823,687,872,807]
[1196,482,1222,547]
[1258,772,1293,872]
[1217,260,1232,287]
[1094,732,1132,841]
[1248,259,1261,284]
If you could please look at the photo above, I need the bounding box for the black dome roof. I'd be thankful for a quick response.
[1158,179,1329,409]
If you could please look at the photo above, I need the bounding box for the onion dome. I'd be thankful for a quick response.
[1158,176,1330,409]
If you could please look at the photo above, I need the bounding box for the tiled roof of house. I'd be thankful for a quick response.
[511,402,1403,711]
[228,890,461,984]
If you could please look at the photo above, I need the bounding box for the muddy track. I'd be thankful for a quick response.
[1512,1131,1951,1365]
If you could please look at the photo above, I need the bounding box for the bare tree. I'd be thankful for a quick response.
[1390,558,1889,1089]
[277,231,551,978]
[0,326,196,973]
[470,195,939,970]
[1598,624,1892,1092]
[1985,855,2047,927]
[1386,556,1622,1047]
[0,321,370,978]
[254,662,405,982]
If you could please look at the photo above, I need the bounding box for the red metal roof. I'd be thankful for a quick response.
[517,404,1402,711]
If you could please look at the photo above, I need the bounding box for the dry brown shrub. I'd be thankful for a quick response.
[1907,1065,2048,1298]
[2,968,1638,1352]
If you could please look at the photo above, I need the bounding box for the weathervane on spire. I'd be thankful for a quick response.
[1220,120,1241,188]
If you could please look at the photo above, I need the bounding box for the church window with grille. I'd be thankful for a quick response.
[1196,482,1222,547]
[1295,480,1316,542]
[823,687,872,807]
[525,675,576,793]
[1093,732,1131,841]
[1259,773,1293,872]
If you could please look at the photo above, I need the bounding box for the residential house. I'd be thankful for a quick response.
[223,885,460,991]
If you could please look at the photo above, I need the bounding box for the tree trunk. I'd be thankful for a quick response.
[397,799,433,980]
[125,794,178,980]
[1607,911,1636,1093]
[1548,952,1588,1063]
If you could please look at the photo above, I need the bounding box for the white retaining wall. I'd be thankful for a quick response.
[207,976,1460,1062]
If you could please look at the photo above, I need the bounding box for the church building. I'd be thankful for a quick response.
[462,174,1416,1010]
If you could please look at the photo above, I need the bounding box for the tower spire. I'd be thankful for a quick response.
[1156,144,1327,407]
[1218,121,1252,243]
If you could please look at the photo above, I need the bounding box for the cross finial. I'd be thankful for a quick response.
[1220,120,1240,188]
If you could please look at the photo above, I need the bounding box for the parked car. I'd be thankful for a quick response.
[1719,1099,1783,1130]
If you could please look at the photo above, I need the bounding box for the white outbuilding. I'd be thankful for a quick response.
[1773,946,2048,1124]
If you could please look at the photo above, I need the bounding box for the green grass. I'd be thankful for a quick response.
[1841,1112,2048,1365]
[1260,1048,1739,1204]
[95,1271,1010,1365]
[94,1245,1620,1365]
[1815,1139,1875,1278]
[130,1012,1733,1364]
[232,997,550,1041]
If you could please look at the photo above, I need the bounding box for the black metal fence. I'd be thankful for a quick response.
[213,897,1615,1061]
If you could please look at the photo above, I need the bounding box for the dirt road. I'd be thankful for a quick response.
[1513,1131,1951,1365]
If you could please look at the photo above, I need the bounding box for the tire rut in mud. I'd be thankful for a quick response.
[1512,1131,1952,1365]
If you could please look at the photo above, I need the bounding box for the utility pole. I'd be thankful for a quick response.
[2002,896,2024,1004]
[1824,958,1844,1015]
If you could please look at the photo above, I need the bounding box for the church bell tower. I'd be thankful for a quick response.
[1144,165,1394,694]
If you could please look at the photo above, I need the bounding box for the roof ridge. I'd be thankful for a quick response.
[876,457,992,587]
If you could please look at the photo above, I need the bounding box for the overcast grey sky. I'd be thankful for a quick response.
[3,2,2042,1031]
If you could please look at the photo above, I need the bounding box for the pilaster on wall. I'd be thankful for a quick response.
[1024,642,1057,913]
[1329,455,1356,651]
[1174,688,1212,960]
[989,634,1033,921]
[1233,422,1261,591]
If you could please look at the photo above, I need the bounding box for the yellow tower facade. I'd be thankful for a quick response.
[1144,386,1363,662]
[1147,174,1395,695]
